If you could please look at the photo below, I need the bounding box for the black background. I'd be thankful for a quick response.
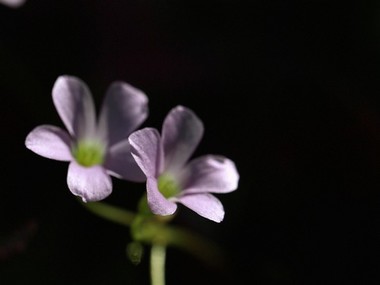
[1,1,380,284]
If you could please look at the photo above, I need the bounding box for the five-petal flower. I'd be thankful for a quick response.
[25,75,149,202]
[128,105,239,223]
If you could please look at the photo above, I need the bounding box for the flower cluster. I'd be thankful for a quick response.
[25,75,239,222]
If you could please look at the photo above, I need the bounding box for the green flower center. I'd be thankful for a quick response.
[72,140,106,167]
[157,174,180,198]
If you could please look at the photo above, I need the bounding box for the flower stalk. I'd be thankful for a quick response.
[79,199,225,268]
[80,199,136,226]
[150,244,166,285]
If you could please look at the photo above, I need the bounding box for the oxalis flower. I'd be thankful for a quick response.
[129,105,239,223]
[25,75,149,202]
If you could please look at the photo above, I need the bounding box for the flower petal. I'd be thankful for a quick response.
[0,0,26,8]
[105,139,146,182]
[175,193,224,223]
[52,75,97,139]
[25,125,72,161]
[67,162,112,202]
[146,177,177,216]
[180,155,239,194]
[129,128,164,178]
[162,105,204,173]
[98,81,149,147]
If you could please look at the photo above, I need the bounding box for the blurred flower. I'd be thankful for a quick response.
[0,0,26,8]
[0,219,37,262]
[25,75,149,202]
[129,105,239,223]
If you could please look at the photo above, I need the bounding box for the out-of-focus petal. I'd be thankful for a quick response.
[129,128,164,178]
[52,75,97,139]
[105,139,146,182]
[180,155,239,194]
[25,125,72,161]
[67,162,112,202]
[146,177,177,216]
[175,193,224,223]
[0,0,26,8]
[98,81,149,146]
[162,105,204,174]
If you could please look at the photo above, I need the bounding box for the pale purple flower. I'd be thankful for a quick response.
[0,0,26,8]
[128,105,239,223]
[25,75,149,202]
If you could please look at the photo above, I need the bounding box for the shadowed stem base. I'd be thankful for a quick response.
[79,199,226,285]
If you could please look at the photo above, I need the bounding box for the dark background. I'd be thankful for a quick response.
[1,0,380,284]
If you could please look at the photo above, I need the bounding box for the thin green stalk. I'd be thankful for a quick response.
[164,226,225,269]
[150,244,166,285]
[79,200,136,226]
[81,199,225,269]
[132,217,225,269]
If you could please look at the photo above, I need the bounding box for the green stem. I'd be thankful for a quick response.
[80,199,225,268]
[79,200,136,226]
[150,244,166,285]
[132,217,225,269]
[164,226,225,269]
